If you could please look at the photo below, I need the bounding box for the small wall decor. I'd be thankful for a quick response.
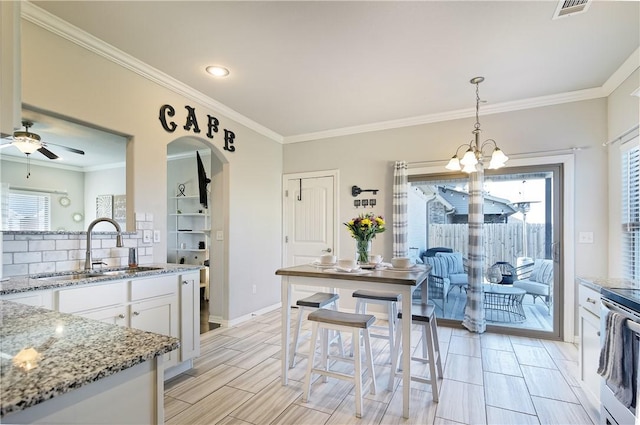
[113,194,126,222]
[58,196,70,207]
[96,194,113,218]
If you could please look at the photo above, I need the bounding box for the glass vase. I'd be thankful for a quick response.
[356,239,371,264]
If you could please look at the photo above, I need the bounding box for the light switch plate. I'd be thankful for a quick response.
[143,230,152,244]
[216,230,224,241]
[153,230,161,243]
[578,231,594,244]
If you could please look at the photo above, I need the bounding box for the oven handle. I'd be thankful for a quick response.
[602,298,640,335]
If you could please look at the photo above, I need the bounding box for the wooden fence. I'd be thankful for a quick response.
[428,223,548,266]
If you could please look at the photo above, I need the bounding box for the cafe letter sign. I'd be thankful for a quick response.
[158,104,236,152]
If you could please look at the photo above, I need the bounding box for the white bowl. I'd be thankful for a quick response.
[319,254,336,265]
[391,257,412,269]
[337,258,357,270]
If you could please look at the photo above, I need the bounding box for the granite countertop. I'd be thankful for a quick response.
[0,300,180,417]
[577,276,638,292]
[0,263,203,295]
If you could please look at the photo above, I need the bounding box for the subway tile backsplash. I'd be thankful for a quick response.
[1,213,156,277]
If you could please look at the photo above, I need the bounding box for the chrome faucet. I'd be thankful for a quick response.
[85,217,124,270]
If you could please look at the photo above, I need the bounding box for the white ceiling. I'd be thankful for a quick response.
[4,1,639,167]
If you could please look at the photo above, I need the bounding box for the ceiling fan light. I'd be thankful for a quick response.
[445,156,461,171]
[12,139,40,154]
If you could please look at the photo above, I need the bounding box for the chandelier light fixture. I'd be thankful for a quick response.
[445,77,509,173]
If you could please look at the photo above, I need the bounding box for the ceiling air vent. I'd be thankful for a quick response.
[552,0,591,19]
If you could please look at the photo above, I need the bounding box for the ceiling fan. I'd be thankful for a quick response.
[1,120,86,160]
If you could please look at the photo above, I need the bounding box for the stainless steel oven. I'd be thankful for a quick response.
[600,293,640,425]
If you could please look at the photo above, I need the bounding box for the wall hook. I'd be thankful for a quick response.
[351,185,379,197]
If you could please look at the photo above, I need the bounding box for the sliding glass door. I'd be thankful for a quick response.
[409,164,562,338]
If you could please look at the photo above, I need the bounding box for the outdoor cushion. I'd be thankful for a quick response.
[424,256,448,277]
[449,272,468,286]
[530,259,554,284]
[436,252,465,274]
[514,280,549,296]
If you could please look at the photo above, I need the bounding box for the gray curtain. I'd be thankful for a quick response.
[462,163,487,333]
[393,161,408,258]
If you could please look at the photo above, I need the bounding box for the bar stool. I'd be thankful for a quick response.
[351,290,401,371]
[390,302,443,401]
[302,309,377,418]
[289,292,342,368]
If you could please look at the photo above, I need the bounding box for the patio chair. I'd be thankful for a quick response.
[423,256,452,315]
[434,251,468,293]
[513,259,554,313]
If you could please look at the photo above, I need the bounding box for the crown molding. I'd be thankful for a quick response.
[602,47,640,96]
[21,2,283,144]
[283,86,605,144]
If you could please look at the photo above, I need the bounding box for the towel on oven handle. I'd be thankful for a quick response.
[598,310,636,408]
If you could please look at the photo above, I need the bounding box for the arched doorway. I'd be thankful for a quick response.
[167,136,228,333]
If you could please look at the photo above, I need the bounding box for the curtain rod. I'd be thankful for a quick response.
[407,146,586,168]
[9,186,68,195]
[602,124,639,147]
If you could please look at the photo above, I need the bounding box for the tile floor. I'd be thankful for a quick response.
[165,307,600,425]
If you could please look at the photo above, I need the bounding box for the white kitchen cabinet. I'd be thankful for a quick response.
[76,305,128,326]
[131,295,179,368]
[179,272,201,362]
[1,269,200,380]
[578,283,601,405]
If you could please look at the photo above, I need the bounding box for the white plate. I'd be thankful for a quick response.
[324,268,372,275]
[311,261,337,268]
[386,265,419,271]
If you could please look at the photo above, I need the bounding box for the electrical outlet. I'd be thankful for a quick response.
[153,230,161,243]
[142,230,152,244]
[216,230,224,241]
[252,284,257,294]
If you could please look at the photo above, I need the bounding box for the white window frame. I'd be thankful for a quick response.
[621,137,640,283]
[6,189,51,231]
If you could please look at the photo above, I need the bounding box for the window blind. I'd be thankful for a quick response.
[7,190,51,231]
[622,138,640,283]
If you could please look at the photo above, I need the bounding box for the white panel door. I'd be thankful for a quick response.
[285,174,337,304]
[285,175,335,266]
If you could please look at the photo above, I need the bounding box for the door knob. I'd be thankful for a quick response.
[322,248,332,253]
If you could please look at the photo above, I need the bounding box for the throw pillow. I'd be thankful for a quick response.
[424,256,448,278]
[436,252,465,274]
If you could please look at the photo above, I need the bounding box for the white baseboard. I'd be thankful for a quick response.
[209,302,282,328]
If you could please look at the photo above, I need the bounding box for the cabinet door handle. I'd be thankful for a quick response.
[183,280,189,285]
[586,297,597,304]
[133,311,140,316]
[597,331,601,336]
[117,314,125,319]
[322,248,332,253]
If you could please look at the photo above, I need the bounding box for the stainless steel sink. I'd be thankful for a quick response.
[34,267,163,281]
[35,273,103,281]
[94,266,164,276]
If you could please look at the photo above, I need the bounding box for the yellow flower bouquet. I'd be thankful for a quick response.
[344,213,385,263]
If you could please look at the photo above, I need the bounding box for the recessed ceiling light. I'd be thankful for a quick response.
[206,66,230,78]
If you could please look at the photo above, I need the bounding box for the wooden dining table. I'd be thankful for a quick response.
[275,263,430,419]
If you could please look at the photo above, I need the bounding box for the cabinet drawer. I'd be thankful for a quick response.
[1,290,53,309]
[130,274,177,301]
[58,281,126,313]
[579,284,601,317]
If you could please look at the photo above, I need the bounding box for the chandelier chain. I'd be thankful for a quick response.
[474,81,481,131]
